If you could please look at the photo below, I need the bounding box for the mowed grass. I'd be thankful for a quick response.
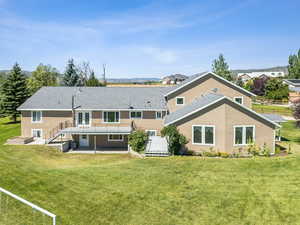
[252,103,293,116]
[1,118,300,224]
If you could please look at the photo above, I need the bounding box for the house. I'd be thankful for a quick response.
[238,71,284,82]
[18,72,281,154]
[283,79,300,104]
[162,74,188,85]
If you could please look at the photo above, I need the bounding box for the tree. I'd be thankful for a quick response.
[27,64,59,95]
[62,59,79,86]
[265,78,289,100]
[293,98,300,127]
[128,130,148,152]
[288,49,300,79]
[251,77,269,96]
[77,61,92,86]
[212,54,232,81]
[1,63,28,122]
[86,71,103,87]
[161,125,187,155]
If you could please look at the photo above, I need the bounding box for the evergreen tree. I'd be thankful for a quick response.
[288,49,300,79]
[27,63,59,95]
[62,59,79,86]
[212,54,233,81]
[1,63,28,122]
[86,71,103,87]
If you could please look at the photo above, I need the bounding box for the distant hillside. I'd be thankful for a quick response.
[231,66,288,75]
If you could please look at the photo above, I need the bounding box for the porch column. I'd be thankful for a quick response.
[94,135,97,151]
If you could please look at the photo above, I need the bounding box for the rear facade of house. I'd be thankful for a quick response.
[18,72,280,154]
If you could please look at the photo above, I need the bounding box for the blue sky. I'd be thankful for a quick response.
[0,0,299,78]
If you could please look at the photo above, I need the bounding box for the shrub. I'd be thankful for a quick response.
[261,143,271,157]
[219,152,230,158]
[128,130,148,153]
[247,143,260,156]
[161,125,188,155]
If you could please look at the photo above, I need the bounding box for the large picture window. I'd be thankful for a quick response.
[103,111,120,123]
[192,125,215,145]
[234,126,255,145]
[31,111,42,123]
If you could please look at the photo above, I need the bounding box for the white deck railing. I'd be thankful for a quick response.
[0,187,56,225]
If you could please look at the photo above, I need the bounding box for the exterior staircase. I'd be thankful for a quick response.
[145,136,169,157]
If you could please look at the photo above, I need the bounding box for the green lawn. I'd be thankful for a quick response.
[1,118,300,224]
[252,103,293,116]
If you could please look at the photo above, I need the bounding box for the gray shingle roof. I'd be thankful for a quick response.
[164,93,225,125]
[18,86,171,110]
[260,114,286,123]
[289,86,300,92]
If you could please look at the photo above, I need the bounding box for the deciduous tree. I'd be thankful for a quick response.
[86,71,103,87]
[27,64,59,95]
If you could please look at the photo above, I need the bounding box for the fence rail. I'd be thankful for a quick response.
[0,187,56,225]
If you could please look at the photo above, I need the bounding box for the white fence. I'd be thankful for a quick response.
[0,187,56,225]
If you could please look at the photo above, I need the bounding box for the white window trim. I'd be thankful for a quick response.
[146,130,157,136]
[176,97,185,105]
[192,125,215,146]
[108,134,124,142]
[233,125,256,146]
[234,96,244,105]
[31,111,42,123]
[156,111,163,119]
[31,129,43,139]
[102,111,121,124]
[76,111,91,127]
[129,111,143,119]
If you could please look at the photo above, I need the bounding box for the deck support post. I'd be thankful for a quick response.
[94,135,97,154]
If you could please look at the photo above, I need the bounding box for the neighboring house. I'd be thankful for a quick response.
[18,72,281,154]
[283,79,300,104]
[162,74,188,85]
[238,71,284,82]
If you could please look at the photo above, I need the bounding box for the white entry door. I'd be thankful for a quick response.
[79,135,89,147]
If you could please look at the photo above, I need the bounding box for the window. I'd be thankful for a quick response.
[176,97,185,105]
[146,130,157,136]
[77,112,90,126]
[192,125,215,145]
[234,97,243,105]
[103,111,120,123]
[31,111,42,123]
[108,134,123,141]
[234,126,255,145]
[32,129,42,138]
[130,111,142,119]
[156,111,163,119]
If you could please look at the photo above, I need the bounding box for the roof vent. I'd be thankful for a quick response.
[212,88,218,93]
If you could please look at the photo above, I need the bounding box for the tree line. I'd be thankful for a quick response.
[0,59,105,121]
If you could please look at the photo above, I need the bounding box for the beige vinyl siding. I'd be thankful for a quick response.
[167,76,252,112]
[21,111,72,139]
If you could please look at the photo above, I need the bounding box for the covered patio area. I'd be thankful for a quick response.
[61,126,132,152]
